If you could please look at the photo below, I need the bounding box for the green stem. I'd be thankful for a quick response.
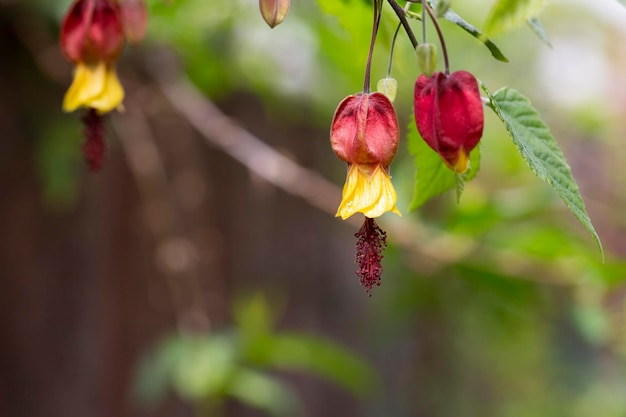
[386,22,402,77]
[423,1,449,74]
[363,0,383,93]
[421,0,426,42]
[386,0,418,49]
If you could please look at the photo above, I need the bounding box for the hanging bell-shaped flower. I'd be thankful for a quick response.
[413,70,484,173]
[330,92,401,220]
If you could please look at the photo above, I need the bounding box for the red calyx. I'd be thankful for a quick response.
[330,92,399,168]
[414,70,484,173]
[61,0,125,64]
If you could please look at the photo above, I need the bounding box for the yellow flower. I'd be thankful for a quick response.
[336,164,401,220]
[63,62,124,113]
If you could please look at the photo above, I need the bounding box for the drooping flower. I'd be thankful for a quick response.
[414,70,484,174]
[61,0,126,113]
[330,92,401,220]
[60,0,147,171]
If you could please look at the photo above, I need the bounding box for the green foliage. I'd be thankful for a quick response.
[226,369,299,417]
[482,84,603,258]
[408,115,481,209]
[234,294,376,397]
[483,0,546,37]
[135,294,376,414]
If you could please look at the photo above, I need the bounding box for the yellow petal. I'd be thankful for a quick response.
[88,67,125,113]
[336,164,401,220]
[63,62,124,113]
[453,149,470,174]
[63,62,106,112]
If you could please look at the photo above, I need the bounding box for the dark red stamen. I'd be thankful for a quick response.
[81,108,106,172]
[355,217,387,295]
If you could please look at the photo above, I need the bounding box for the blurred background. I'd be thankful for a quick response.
[1,0,626,416]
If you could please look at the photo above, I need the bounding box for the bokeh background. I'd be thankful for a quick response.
[2,0,626,416]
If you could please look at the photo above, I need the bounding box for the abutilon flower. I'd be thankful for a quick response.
[60,0,147,171]
[414,70,484,174]
[330,92,400,294]
[331,92,401,220]
[61,0,126,113]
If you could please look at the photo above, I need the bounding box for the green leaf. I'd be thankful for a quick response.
[134,334,187,407]
[441,8,509,63]
[233,293,276,338]
[227,369,300,417]
[172,335,237,400]
[526,17,552,48]
[408,115,481,209]
[261,334,377,397]
[482,84,603,258]
[484,0,546,37]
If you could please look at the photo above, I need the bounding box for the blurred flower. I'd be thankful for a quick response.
[120,0,148,44]
[259,0,290,28]
[414,70,484,174]
[60,0,126,113]
[330,92,401,220]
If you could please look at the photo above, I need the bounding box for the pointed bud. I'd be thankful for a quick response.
[120,0,148,44]
[376,77,398,103]
[413,71,484,173]
[416,43,438,77]
[435,0,451,17]
[331,92,399,168]
[61,0,125,64]
[259,0,290,28]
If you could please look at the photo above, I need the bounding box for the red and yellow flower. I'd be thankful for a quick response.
[414,70,484,174]
[61,0,147,114]
[330,92,401,220]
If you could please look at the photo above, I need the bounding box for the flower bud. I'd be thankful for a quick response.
[331,92,399,168]
[416,43,438,77]
[120,0,148,44]
[376,77,398,103]
[435,0,451,17]
[61,0,125,64]
[413,71,484,173]
[259,0,290,28]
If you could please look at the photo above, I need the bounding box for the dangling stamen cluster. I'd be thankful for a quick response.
[81,109,106,172]
[355,217,387,294]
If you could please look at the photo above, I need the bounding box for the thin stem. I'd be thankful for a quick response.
[423,1,449,74]
[363,0,383,93]
[386,22,402,77]
[386,0,418,49]
[421,1,426,43]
